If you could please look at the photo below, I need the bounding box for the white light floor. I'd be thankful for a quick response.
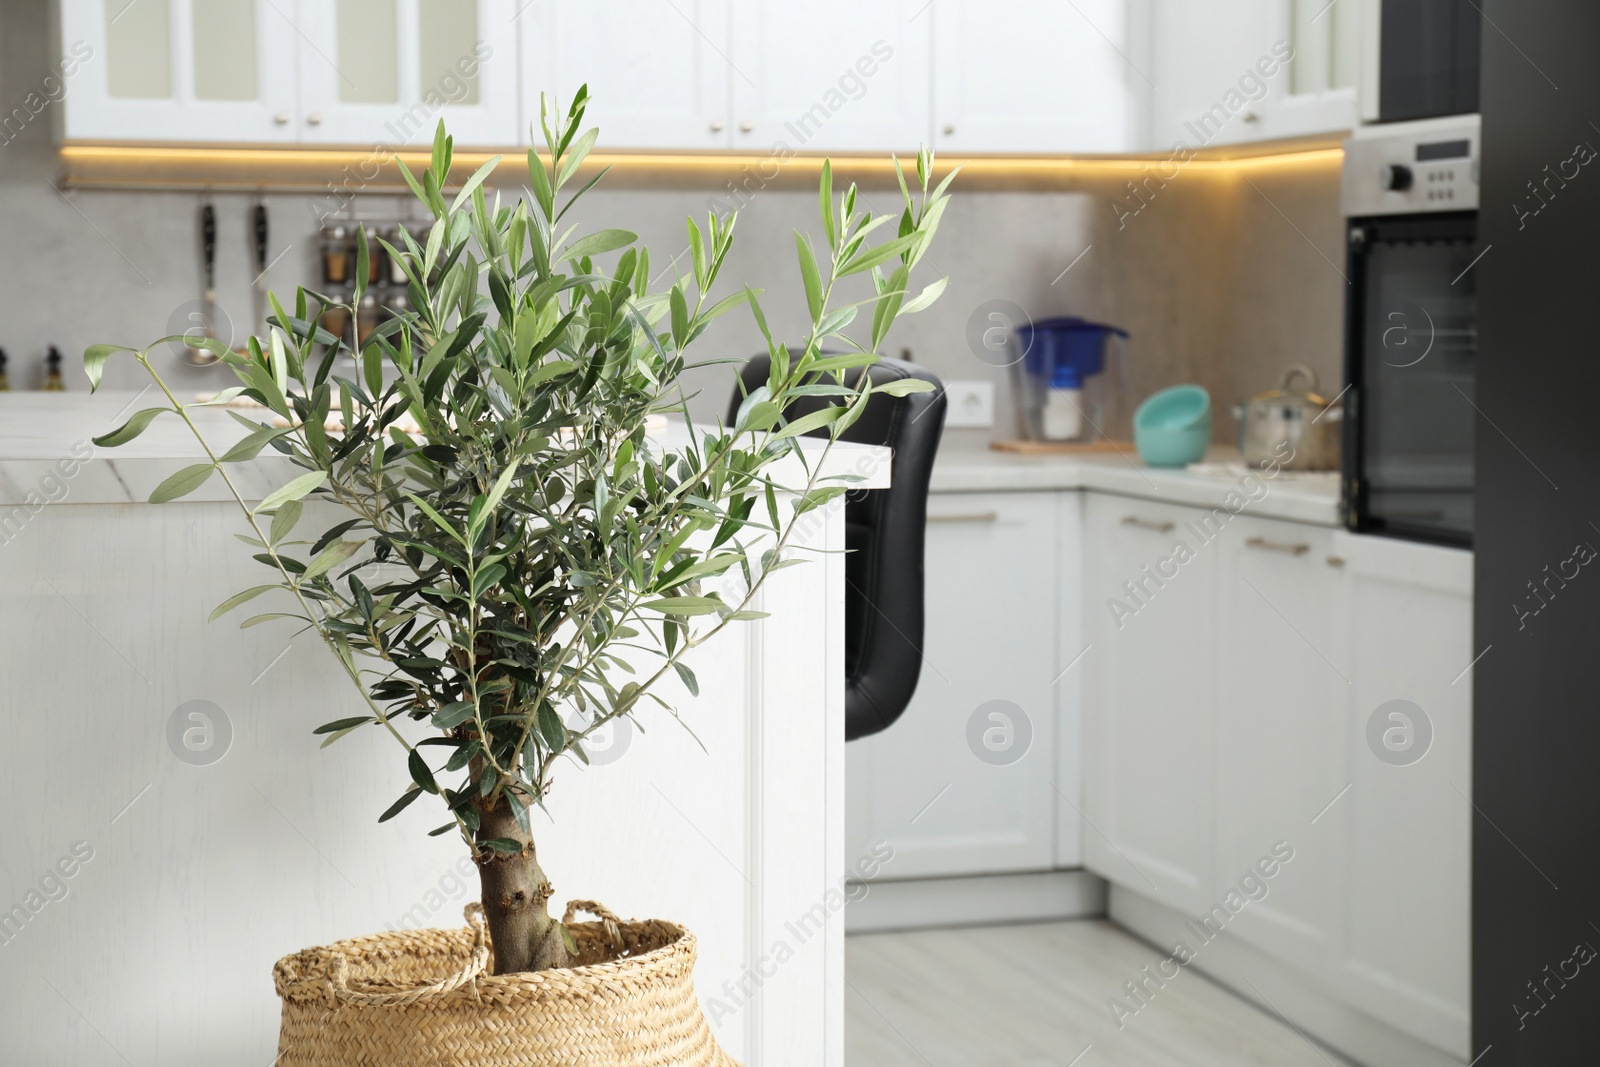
[846,920,1358,1066]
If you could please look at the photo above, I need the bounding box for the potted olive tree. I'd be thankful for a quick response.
[84,94,951,1065]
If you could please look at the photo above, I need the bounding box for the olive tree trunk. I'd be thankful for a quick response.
[474,797,571,975]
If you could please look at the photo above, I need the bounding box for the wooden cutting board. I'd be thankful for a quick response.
[990,439,1136,455]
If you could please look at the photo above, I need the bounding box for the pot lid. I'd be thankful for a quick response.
[1248,363,1329,408]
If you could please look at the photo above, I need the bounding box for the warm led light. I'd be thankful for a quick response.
[58,143,1345,186]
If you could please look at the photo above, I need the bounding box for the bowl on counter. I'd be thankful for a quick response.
[1134,385,1212,467]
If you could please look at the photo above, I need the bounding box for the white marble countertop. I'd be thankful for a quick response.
[931,438,1342,526]
[0,392,889,507]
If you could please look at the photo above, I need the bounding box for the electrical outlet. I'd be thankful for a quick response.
[943,380,995,428]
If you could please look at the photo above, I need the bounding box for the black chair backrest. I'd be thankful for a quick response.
[728,354,946,740]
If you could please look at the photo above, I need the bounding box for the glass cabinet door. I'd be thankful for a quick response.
[1254,0,1362,141]
[59,0,299,142]
[294,0,519,146]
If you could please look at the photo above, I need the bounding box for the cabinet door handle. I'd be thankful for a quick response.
[740,120,754,132]
[273,112,291,125]
[306,112,323,126]
[928,511,999,524]
[1246,537,1310,556]
[709,119,725,132]
[1121,516,1174,533]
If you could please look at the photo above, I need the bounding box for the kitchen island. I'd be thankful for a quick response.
[0,392,883,1067]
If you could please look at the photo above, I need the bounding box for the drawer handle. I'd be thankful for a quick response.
[928,511,999,523]
[1246,537,1310,556]
[1121,516,1174,533]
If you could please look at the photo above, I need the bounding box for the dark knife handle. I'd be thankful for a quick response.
[253,202,269,274]
[201,203,217,288]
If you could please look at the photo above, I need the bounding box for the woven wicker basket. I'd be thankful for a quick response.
[272,900,739,1066]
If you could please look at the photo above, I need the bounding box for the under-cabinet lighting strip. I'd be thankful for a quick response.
[56,144,1344,195]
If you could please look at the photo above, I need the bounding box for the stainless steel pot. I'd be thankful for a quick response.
[1232,364,1341,470]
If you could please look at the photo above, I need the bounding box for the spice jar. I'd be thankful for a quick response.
[364,226,384,284]
[322,225,351,286]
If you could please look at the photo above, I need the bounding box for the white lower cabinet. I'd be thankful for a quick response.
[1082,493,1473,1061]
[1326,529,1473,1058]
[1213,515,1345,969]
[849,480,1471,1056]
[1081,493,1219,914]
[845,491,1061,880]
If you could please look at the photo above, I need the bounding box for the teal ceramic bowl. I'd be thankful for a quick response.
[1134,385,1212,468]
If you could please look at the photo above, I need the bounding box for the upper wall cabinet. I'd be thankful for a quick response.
[729,1,930,153]
[294,0,519,146]
[520,1,929,153]
[932,0,1137,153]
[518,1,731,151]
[1263,0,1365,141]
[1144,0,1281,150]
[1144,0,1364,151]
[59,0,299,142]
[59,0,518,145]
[62,1,1361,154]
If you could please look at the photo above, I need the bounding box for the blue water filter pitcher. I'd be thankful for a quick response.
[1012,317,1130,442]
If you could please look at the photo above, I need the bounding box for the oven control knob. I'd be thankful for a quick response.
[1380,164,1414,192]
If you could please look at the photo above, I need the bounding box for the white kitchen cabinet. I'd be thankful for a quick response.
[845,491,1060,880]
[1054,492,1087,868]
[931,0,1137,153]
[519,0,731,151]
[295,0,519,146]
[58,0,299,143]
[1082,494,1473,1061]
[1081,493,1218,914]
[1324,529,1473,1058]
[1144,0,1281,150]
[1143,0,1363,151]
[1258,0,1363,142]
[1212,515,1346,969]
[0,399,878,1067]
[729,1,930,153]
[58,0,519,146]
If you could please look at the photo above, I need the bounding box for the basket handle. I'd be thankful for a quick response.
[563,899,625,949]
[326,903,490,1007]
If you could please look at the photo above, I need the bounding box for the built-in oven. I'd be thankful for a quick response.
[1342,115,1480,548]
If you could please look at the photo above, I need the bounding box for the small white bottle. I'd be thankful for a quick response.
[1041,368,1084,441]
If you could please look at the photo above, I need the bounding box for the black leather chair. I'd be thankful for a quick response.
[728,354,946,740]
